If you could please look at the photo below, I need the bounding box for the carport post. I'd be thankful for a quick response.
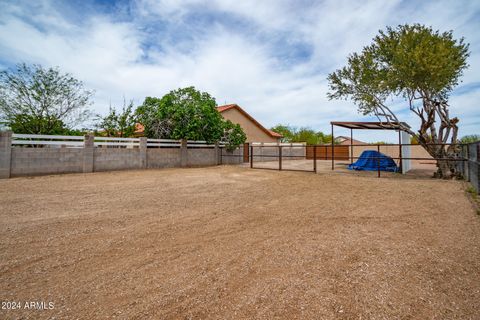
[377,144,381,178]
[398,130,403,174]
[331,123,334,170]
[350,128,353,164]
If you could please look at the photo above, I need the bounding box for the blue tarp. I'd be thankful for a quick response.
[348,150,398,172]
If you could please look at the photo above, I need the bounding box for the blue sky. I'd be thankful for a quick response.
[0,0,479,142]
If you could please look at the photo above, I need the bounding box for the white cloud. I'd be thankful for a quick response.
[0,0,478,140]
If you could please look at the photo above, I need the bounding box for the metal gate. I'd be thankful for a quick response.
[243,143,249,163]
[250,143,316,173]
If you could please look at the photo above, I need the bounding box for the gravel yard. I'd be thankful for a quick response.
[0,165,479,319]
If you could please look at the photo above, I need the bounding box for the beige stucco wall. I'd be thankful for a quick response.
[220,108,279,143]
[351,145,434,165]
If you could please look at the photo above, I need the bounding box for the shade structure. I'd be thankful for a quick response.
[330,121,410,130]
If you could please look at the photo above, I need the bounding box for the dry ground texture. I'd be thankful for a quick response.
[0,165,479,319]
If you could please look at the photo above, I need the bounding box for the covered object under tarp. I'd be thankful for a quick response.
[348,150,398,172]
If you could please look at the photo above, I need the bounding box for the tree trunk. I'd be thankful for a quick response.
[368,93,462,179]
[411,98,462,179]
[434,159,460,179]
[420,141,462,179]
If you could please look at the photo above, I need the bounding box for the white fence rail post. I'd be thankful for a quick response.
[0,131,12,179]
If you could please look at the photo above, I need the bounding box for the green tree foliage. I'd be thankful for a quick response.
[296,128,322,145]
[137,87,246,149]
[8,114,66,135]
[460,134,480,144]
[137,87,224,142]
[65,128,92,136]
[270,124,334,144]
[328,24,470,178]
[97,100,137,137]
[270,124,295,142]
[222,120,247,151]
[0,63,93,134]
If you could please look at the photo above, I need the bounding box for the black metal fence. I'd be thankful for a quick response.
[466,141,480,194]
[249,144,315,173]
[220,142,480,193]
[336,143,468,178]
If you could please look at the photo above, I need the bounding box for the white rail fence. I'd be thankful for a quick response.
[187,140,226,148]
[94,136,140,148]
[11,134,226,148]
[147,138,181,148]
[11,134,84,147]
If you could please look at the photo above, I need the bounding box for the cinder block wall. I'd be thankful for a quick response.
[3,142,240,178]
[11,148,83,176]
[187,148,216,167]
[252,145,306,162]
[147,148,182,168]
[8,147,224,177]
[0,131,12,178]
[0,132,246,178]
[279,146,305,160]
[220,148,243,164]
[94,148,142,172]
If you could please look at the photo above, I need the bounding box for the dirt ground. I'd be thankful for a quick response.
[1,165,479,319]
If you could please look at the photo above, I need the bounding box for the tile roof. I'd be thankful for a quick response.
[268,130,283,137]
[216,104,237,112]
[134,123,144,133]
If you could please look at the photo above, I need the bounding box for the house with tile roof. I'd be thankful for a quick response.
[335,136,366,146]
[217,104,282,143]
[134,103,282,143]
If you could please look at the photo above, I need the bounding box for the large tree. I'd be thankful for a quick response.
[0,63,93,134]
[97,99,137,137]
[327,24,469,178]
[136,86,246,149]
